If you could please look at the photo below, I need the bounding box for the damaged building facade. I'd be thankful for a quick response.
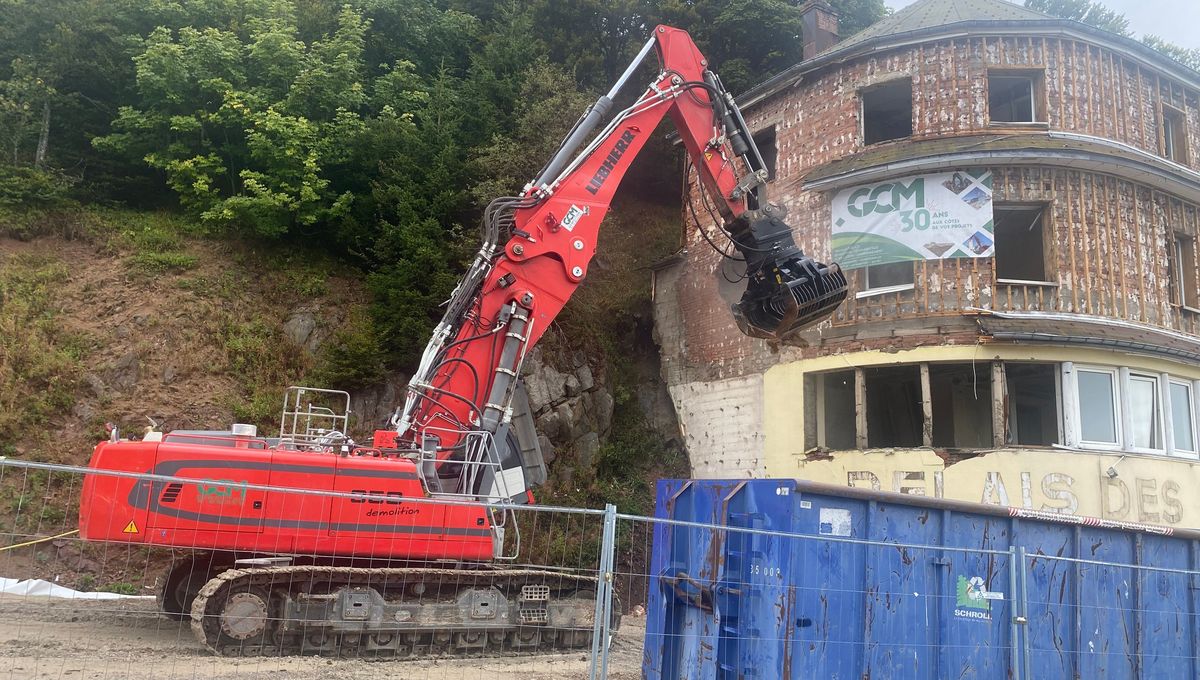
[653,0,1200,529]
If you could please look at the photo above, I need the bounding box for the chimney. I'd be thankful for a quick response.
[799,1,839,60]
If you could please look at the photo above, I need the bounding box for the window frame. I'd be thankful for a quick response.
[860,77,914,146]
[855,261,916,298]
[993,202,1056,286]
[986,69,1047,126]
[1167,379,1198,457]
[1071,365,1123,450]
[1005,361,1063,447]
[1170,232,1199,311]
[1121,370,1164,454]
[1162,104,1189,165]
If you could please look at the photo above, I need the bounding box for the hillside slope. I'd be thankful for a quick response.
[0,211,374,469]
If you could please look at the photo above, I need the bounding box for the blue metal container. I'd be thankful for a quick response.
[643,479,1200,679]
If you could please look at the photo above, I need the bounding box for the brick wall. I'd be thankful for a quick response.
[657,33,1200,387]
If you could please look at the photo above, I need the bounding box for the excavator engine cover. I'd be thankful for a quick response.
[729,213,848,339]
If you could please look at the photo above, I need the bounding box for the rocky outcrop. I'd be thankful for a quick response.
[521,348,614,474]
[349,372,411,434]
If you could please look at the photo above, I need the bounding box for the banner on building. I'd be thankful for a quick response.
[831,170,994,269]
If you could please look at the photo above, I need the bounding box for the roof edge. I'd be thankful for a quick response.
[740,19,1200,110]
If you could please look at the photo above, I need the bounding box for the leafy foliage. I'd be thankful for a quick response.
[1142,36,1200,71]
[1024,0,1199,72]
[1024,0,1130,35]
[1,0,893,377]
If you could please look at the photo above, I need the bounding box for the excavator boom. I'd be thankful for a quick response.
[388,26,848,497]
[76,25,847,659]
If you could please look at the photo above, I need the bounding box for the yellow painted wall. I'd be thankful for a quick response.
[763,344,1200,528]
[789,447,1193,528]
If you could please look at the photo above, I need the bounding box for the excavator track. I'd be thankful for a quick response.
[189,565,617,658]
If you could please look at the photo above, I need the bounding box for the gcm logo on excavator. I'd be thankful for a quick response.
[194,480,247,506]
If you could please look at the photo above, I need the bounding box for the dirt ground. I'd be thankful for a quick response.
[0,595,643,680]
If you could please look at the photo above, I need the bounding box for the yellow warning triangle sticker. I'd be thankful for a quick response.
[122,520,139,534]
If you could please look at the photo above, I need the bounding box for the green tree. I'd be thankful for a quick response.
[1142,36,1200,71]
[0,59,56,167]
[93,4,368,236]
[1025,0,1131,35]
[1025,0,1199,73]
[829,0,889,38]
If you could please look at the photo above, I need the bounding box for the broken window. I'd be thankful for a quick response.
[753,126,778,181]
[1005,363,1059,446]
[929,364,993,448]
[861,79,912,145]
[1163,106,1188,164]
[813,370,855,450]
[994,205,1051,283]
[988,72,1043,123]
[864,365,922,447]
[1170,233,1198,308]
[858,261,915,296]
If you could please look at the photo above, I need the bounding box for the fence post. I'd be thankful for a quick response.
[589,503,618,680]
[1008,546,1021,679]
[1018,546,1031,680]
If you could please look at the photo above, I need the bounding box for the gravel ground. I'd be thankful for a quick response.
[0,595,643,680]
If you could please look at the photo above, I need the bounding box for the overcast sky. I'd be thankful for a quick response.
[882,0,1200,50]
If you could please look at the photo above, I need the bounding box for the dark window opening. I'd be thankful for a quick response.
[930,364,993,448]
[1005,363,1059,446]
[1163,106,1188,164]
[862,80,913,145]
[865,366,922,447]
[861,261,915,292]
[994,205,1050,283]
[988,73,1041,123]
[816,370,855,450]
[752,127,778,181]
[1171,233,1198,308]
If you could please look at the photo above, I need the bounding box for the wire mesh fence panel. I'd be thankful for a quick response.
[1022,543,1200,679]
[611,512,1021,680]
[0,458,620,680]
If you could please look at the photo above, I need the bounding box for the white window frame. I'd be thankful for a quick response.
[1165,379,1199,457]
[856,262,916,299]
[1068,364,1123,450]
[1120,369,1164,454]
[988,73,1040,124]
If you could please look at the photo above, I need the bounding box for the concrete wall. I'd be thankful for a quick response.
[667,376,765,478]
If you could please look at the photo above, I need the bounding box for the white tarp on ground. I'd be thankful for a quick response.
[0,577,155,600]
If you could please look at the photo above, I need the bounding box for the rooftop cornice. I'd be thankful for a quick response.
[740,20,1200,111]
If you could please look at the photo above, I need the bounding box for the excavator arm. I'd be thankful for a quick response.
[376,26,847,498]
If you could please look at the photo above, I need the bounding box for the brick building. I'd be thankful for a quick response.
[653,0,1200,529]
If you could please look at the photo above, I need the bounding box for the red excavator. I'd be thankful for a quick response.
[78,25,847,657]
